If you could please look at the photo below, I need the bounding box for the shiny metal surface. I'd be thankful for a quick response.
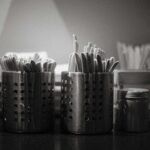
[61,72,113,134]
[124,99,149,132]
[2,71,55,133]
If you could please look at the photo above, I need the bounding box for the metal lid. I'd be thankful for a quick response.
[119,88,149,99]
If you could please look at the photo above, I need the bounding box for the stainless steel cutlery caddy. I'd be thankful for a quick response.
[61,72,113,134]
[2,71,55,133]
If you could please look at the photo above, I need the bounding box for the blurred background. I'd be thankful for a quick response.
[0,0,150,64]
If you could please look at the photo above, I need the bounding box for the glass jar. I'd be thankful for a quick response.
[115,88,149,132]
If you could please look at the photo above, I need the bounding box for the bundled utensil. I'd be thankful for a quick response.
[0,53,56,72]
[68,34,119,73]
[117,42,150,70]
[61,34,116,134]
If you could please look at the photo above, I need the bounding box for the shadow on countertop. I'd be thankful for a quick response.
[0,118,150,150]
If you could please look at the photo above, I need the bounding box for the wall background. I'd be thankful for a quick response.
[0,0,150,64]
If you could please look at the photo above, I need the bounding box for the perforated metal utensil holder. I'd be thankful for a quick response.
[61,72,113,134]
[2,71,55,133]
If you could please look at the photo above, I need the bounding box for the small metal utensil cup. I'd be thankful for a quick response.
[2,71,55,133]
[61,72,113,134]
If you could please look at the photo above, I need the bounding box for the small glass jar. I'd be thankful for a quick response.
[115,88,149,132]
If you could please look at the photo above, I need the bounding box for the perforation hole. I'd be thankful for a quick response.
[99,116,102,120]
[21,118,24,122]
[14,97,18,100]
[49,90,54,95]
[92,117,96,120]
[85,95,88,99]
[14,111,18,114]
[27,106,31,112]
[85,108,88,113]
[85,102,88,106]
[42,103,46,107]
[93,80,96,84]
[92,95,96,99]
[13,90,18,94]
[20,83,24,86]
[99,80,103,84]
[28,119,31,123]
[48,89,51,93]
[99,87,103,91]
[14,104,18,107]
[92,102,96,106]
[63,100,67,105]
[99,102,102,106]
[20,90,24,93]
[98,108,102,113]
[14,83,18,86]
[99,94,103,98]
[42,82,46,86]
[42,90,46,93]
[69,108,72,112]
[69,116,72,119]
[85,87,89,91]
[92,109,96,113]
[48,101,52,105]
[48,96,52,99]
[69,101,73,105]
[43,97,46,100]
[14,118,18,122]
[93,87,96,91]
[21,97,24,101]
[28,83,32,87]
[85,81,88,85]
[21,111,24,115]
[85,116,90,121]
[48,83,51,86]
[28,97,32,101]
[3,82,7,86]
[28,90,32,93]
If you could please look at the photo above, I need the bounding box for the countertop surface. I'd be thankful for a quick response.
[0,118,150,150]
[0,131,150,150]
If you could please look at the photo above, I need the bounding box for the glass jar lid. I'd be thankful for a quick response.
[119,88,149,99]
